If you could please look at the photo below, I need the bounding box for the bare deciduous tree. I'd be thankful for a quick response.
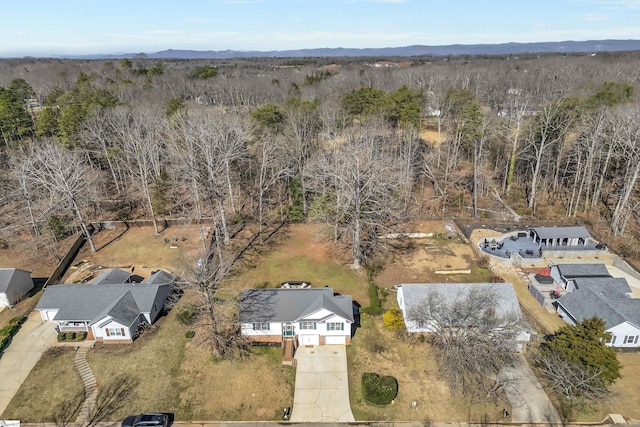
[306,125,407,269]
[407,286,527,394]
[16,140,98,251]
[534,349,608,400]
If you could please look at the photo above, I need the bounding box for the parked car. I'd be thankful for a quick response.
[122,413,169,427]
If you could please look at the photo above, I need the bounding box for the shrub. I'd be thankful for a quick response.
[185,330,195,339]
[361,284,384,315]
[58,332,67,341]
[66,332,76,341]
[383,309,405,331]
[76,331,88,340]
[361,373,398,405]
[176,304,199,325]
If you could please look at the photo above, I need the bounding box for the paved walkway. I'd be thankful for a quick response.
[501,355,562,424]
[289,345,355,422]
[0,311,57,416]
[74,343,98,424]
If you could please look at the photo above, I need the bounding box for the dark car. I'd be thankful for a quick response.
[121,413,169,427]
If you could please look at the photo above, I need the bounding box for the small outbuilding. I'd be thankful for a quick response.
[0,268,34,307]
[528,226,593,248]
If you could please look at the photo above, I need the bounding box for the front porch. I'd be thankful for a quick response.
[56,321,89,332]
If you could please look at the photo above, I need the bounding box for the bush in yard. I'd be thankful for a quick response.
[176,304,199,325]
[361,284,384,315]
[361,373,398,405]
[76,331,87,340]
[66,332,76,341]
[383,308,405,331]
[185,330,195,339]
[57,332,67,341]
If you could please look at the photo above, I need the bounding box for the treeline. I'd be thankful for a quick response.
[1,53,640,264]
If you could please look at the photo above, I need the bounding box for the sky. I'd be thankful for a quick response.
[1,0,639,57]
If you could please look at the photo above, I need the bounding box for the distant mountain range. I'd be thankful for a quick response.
[56,39,640,60]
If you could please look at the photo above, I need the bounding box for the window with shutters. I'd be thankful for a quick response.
[299,321,316,330]
[327,322,344,331]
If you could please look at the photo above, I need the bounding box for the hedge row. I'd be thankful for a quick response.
[0,316,27,355]
[57,331,88,341]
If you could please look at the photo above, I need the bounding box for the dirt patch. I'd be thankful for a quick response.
[375,221,486,287]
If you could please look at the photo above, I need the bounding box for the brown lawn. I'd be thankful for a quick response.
[66,225,206,282]
[2,347,83,421]
[348,315,508,422]
[86,288,296,421]
[229,222,369,304]
[567,352,640,422]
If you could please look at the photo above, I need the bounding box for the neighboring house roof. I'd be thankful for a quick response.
[92,268,132,285]
[554,263,610,278]
[398,282,523,319]
[572,277,632,294]
[557,284,640,329]
[239,287,354,323]
[0,268,32,293]
[36,283,169,326]
[530,226,591,239]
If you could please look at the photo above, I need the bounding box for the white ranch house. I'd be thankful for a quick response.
[36,269,174,343]
[396,282,531,351]
[555,275,640,348]
[239,287,354,360]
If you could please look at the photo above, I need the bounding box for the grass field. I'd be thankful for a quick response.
[2,347,83,421]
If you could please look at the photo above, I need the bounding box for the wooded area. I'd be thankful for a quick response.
[1,52,640,266]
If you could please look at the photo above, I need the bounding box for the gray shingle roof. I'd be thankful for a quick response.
[572,277,631,294]
[239,287,354,323]
[557,285,640,329]
[144,270,175,285]
[92,268,132,285]
[398,282,523,318]
[555,263,610,278]
[530,226,591,239]
[0,268,31,293]
[103,290,141,326]
[36,283,169,325]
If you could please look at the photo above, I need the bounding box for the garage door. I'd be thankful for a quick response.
[299,335,319,346]
[325,336,346,345]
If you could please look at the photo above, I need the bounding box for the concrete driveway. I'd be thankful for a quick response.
[501,355,563,424]
[0,311,57,416]
[289,345,355,422]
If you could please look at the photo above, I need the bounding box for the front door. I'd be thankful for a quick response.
[283,323,294,337]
